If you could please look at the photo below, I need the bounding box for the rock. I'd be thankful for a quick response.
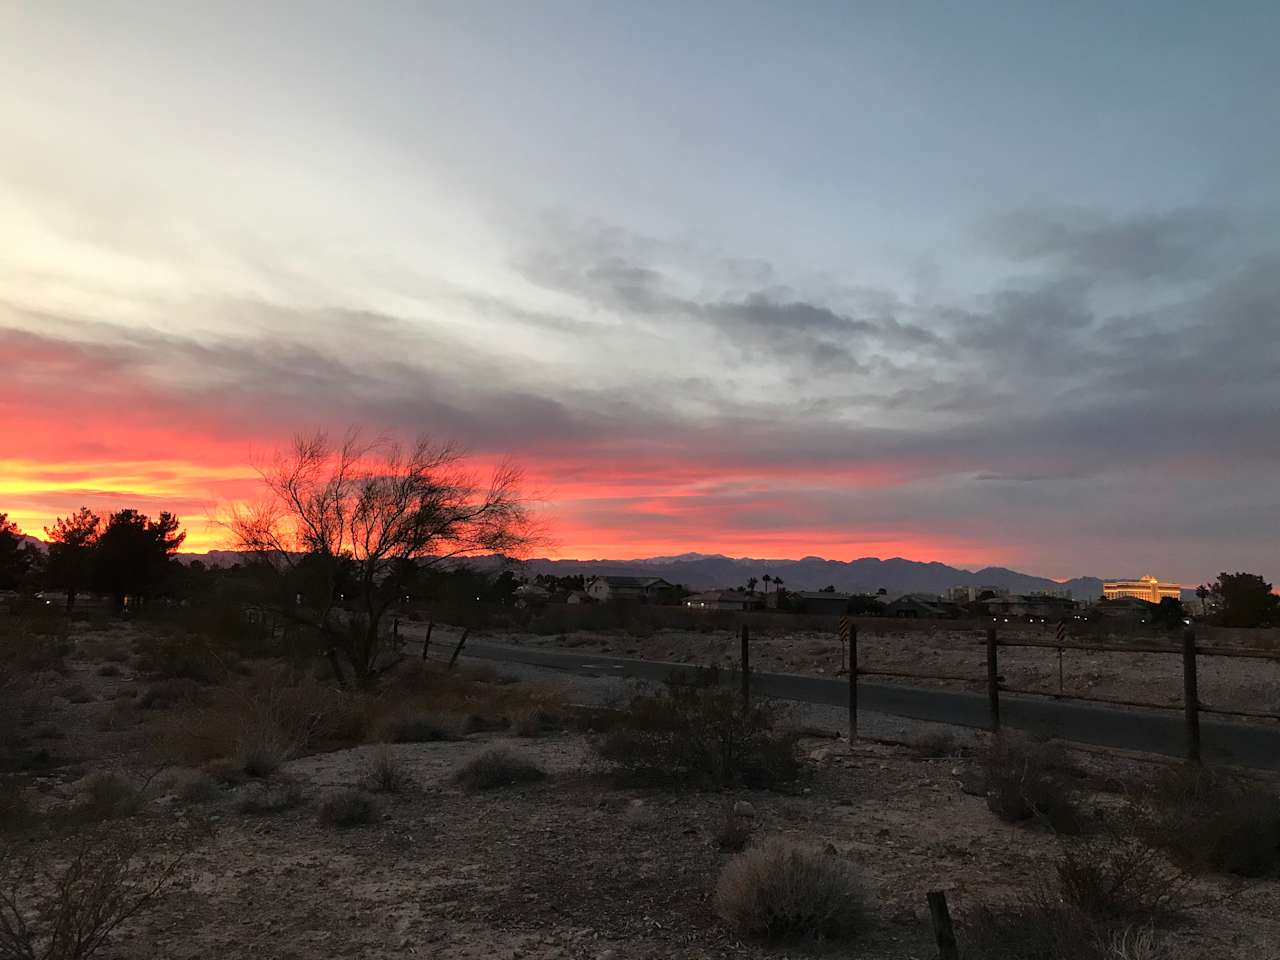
[732,800,755,819]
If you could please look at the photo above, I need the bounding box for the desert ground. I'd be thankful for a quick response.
[3,613,1279,960]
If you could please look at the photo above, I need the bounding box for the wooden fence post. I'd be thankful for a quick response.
[1183,627,1201,763]
[927,890,960,960]
[421,620,434,661]
[848,622,858,740]
[986,627,1001,733]
[447,627,471,670]
[740,624,750,711]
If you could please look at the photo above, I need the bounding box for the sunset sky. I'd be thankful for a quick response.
[3,3,1278,584]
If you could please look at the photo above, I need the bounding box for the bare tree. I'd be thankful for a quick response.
[229,429,536,685]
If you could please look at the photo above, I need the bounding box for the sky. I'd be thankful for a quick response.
[2,2,1278,584]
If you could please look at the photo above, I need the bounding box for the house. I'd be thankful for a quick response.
[684,590,764,612]
[1090,596,1157,621]
[981,594,1079,621]
[882,593,955,619]
[788,591,854,616]
[584,575,676,604]
[566,590,590,605]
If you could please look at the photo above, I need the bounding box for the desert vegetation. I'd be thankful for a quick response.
[2,569,1278,958]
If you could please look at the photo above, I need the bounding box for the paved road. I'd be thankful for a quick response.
[460,639,1280,770]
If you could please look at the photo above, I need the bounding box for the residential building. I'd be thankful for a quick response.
[788,591,854,616]
[981,593,1078,621]
[1092,596,1157,621]
[684,590,764,612]
[1103,576,1183,604]
[945,585,1010,603]
[584,575,675,603]
[882,593,958,619]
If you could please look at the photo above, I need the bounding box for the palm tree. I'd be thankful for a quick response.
[773,576,784,593]
[762,574,773,594]
[747,576,758,594]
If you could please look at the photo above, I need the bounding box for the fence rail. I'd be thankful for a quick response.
[760,621,1280,761]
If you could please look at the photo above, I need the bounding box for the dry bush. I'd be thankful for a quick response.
[452,749,546,792]
[714,837,863,941]
[511,708,561,738]
[139,678,203,711]
[0,825,191,960]
[74,773,145,822]
[1056,834,1193,924]
[318,789,375,827]
[130,629,233,685]
[361,747,413,794]
[236,780,307,815]
[94,665,120,678]
[0,783,34,836]
[58,684,94,705]
[0,614,71,676]
[980,734,1085,833]
[714,807,753,852]
[912,730,972,759]
[377,713,462,744]
[94,700,141,733]
[170,770,222,804]
[962,835,1195,960]
[597,669,800,790]
[1132,764,1280,877]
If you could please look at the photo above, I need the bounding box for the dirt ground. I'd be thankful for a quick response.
[487,623,1280,718]
[4,619,1280,960]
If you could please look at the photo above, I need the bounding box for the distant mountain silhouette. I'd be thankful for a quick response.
[516,554,1107,600]
[155,548,1132,600]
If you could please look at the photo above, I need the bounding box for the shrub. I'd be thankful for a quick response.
[0,826,190,960]
[75,772,144,821]
[981,734,1084,833]
[172,770,222,804]
[1133,764,1280,877]
[60,683,95,704]
[232,724,290,779]
[452,749,546,791]
[714,838,863,941]
[714,807,753,852]
[318,789,375,827]
[1056,835,1192,923]
[511,708,560,738]
[0,782,34,834]
[96,664,121,678]
[596,669,800,789]
[139,678,203,710]
[237,780,307,815]
[962,836,1194,960]
[362,746,413,794]
[378,713,461,743]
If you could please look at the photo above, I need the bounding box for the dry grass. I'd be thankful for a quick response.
[714,837,864,942]
[451,749,546,792]
[236,780,307,816]
[376,713,462,743]
[318,789,375,827]
[74,772,146,822]
[361,746,413,794]
[713,806,754,852]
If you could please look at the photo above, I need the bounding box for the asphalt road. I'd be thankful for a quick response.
[460,639,1280,770]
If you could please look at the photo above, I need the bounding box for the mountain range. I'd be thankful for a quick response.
[516,553,1107,599]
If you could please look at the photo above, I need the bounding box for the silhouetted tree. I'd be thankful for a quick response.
[0,513,40,592]
[1203,572,1277,628]
[747,576,758,594]
[45,507,102,610]
[1153,596,1187,630]
[848,594,885,615]
[94,509,186,609]
[820,584,836,593]
[762,574,773,594]
[229,429,535,685]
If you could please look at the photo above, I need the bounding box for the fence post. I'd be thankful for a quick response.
[447,627,471,670]
[1182,627,1201,763]
[740,624,750,711]
[986,627,1001,733]
[848,622,858,740]
[927,890,961,960]
[421,619,434,661]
